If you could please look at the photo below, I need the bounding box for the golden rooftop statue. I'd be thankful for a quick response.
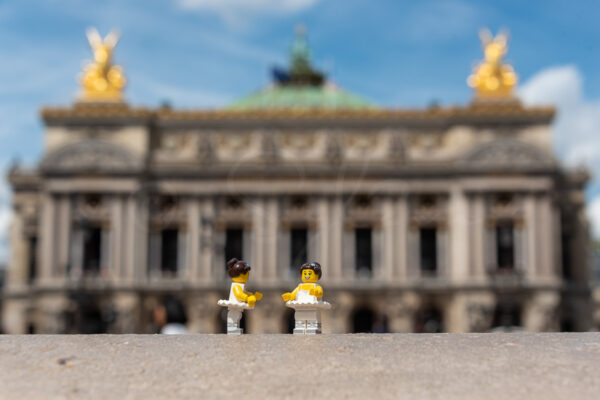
[79,28,126,102]
[468,29,518,100]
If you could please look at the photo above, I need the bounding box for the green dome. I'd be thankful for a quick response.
[229,83,375,110]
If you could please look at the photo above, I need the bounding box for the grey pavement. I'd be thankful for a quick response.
[1,333,599,399]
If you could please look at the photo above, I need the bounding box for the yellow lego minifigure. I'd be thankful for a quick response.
[218,258,262,334]
[282,262,331,334]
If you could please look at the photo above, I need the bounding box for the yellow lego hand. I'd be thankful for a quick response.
[247,295,256,307]
[314,286,323,298]
[309,288,315,296]
[255,292,263,301]
[282,293,291,302]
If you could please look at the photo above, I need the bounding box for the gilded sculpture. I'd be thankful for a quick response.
[468,29,518,99]
[80,28,126,102]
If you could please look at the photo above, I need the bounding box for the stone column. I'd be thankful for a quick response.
[112,293,141,333]
[385,292,419,333]
[449,186,469,282]
[7,209,27,287]
[524,194,538,280]
[523,291,560,332]
[471,193,486,281]
[322,291,353,333]
[123,194,137,282]
[447,292,494,333]
[38,193,56,282]
[199,198,215,282]
[187,292,221,333]
[110,195,123,280]
[538,194,555,281]
[316,196,330,281]
[251,196,266,282]
[381,196,395,281]
[56,195,71,280]
[264,197,279,283]
[330,196,343,281]
[187,198,200,283]
[394,196,408,281]
[133,194,149,282]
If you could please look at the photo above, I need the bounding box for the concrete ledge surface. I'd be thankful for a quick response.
[1,333,599,399]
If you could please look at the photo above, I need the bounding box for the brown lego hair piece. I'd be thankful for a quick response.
[300,261,322,278]
[226,258,251,278]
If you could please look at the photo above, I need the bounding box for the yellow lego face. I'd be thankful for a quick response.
[232,271,249,283]
[301,269,319,283]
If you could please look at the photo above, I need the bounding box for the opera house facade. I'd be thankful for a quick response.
[1,29,593,334]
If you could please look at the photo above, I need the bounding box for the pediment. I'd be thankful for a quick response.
[41,139,141,173]
[460,139,555,169]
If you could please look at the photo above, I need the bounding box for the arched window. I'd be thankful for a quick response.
[351,307,376,333]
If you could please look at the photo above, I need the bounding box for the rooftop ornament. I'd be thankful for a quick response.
[79,28,126,103]
[468,29,518,101]
[272,24,325,87]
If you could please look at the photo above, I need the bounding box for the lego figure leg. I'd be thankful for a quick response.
[306,319,321,335]
[293,319,306,335]
[227,309,243,335]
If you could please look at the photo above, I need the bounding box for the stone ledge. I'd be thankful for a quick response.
[1,333,599,399]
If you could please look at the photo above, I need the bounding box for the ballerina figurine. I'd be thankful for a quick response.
[218,258,262,334]
[282,262,331,334]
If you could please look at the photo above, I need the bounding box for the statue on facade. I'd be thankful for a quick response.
[80,27,126,102]
[468,29,518,100]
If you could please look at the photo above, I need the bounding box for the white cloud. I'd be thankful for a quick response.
[587,197,600,239]
[519,65,600,239]
[176,0,320,26]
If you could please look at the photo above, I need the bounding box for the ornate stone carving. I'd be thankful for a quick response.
[388,134,406,162]
[461,139,553,168]
[325,135,342,164]
[261,132,278,162]
[41,139,140,173]
[197,135,215,165]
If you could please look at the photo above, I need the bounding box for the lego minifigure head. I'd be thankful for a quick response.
[300,262,321,283]
[227,258,251,283]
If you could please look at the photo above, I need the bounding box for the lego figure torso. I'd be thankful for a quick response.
[229,282,246,305]
[297,283,317,303]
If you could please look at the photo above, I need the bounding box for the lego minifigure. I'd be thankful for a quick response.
[282,262,331,334]
[218,258,263,334]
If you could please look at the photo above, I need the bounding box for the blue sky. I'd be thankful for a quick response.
[1,0,600,263]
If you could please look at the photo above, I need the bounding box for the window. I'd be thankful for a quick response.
[225,228,243,264]
[27,236,37,283]
[161,229,179,275]
[492,303,521,330]
[82,226,102,275]
[496,221,514,270]
[419,227,437,274]
[351,308,375,333]
[355,228,372,276]
[290,228,308,270]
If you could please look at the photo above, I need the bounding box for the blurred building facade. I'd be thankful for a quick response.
[2,29,594,334]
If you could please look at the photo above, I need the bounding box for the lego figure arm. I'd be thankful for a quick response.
[281,285,300,302]
[234,285,259,307]
[244,288,263,303]
[233,285,249,303]
[309,285,323,298]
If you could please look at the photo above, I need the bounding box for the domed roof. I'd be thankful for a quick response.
[229,26,375,111]
[229,82,373,110]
